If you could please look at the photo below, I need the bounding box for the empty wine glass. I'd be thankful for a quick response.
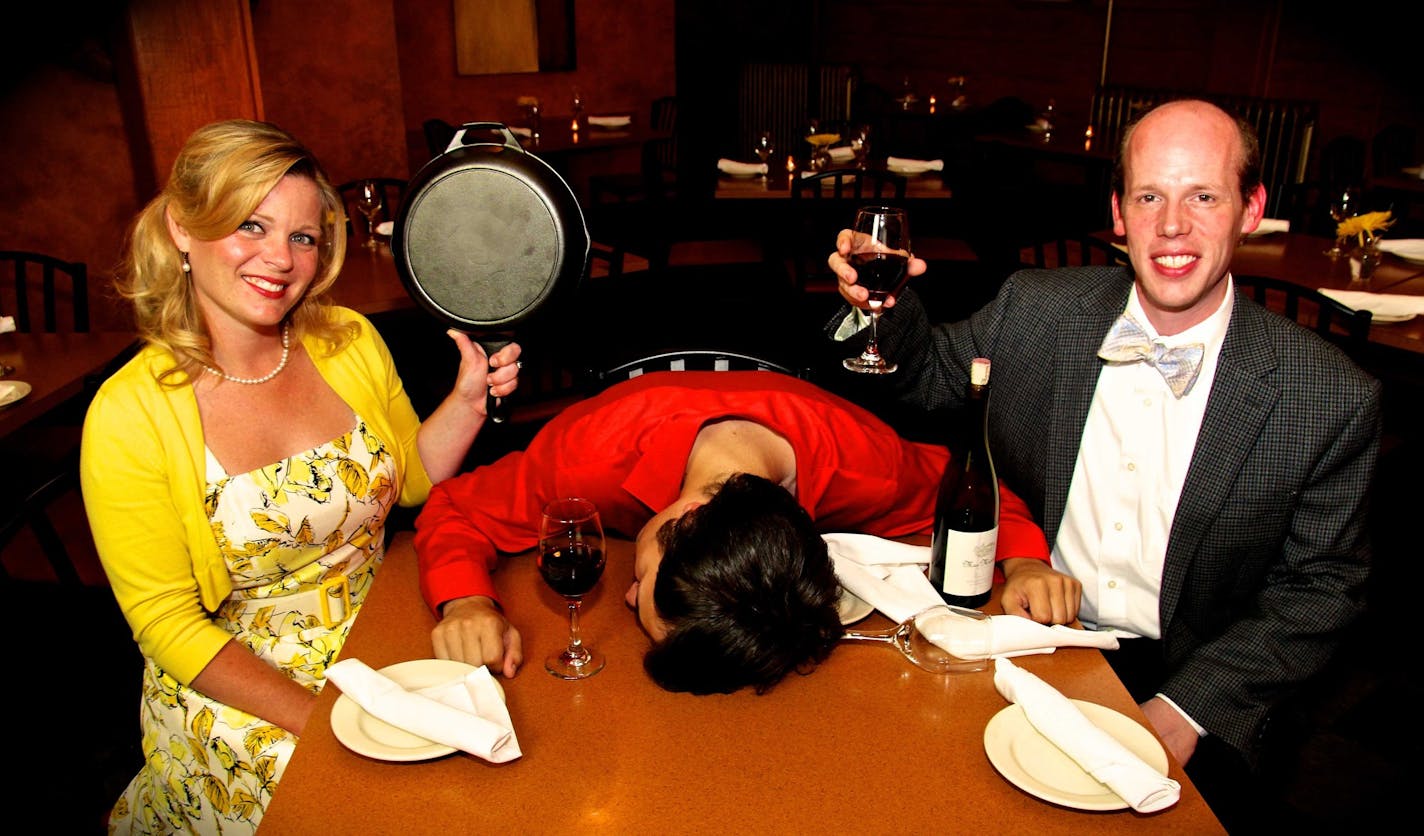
[1324,185,1361,257]
[754,130,775,178]
[844,206,912,374]
[850,125,871,168]
[355,180,384,249]
[840,605,990,673]
[538,498,607,679]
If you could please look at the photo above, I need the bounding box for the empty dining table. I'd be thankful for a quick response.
[260,531,1222,833]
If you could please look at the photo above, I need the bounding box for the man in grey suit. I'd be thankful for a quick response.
[829,99,1379,822]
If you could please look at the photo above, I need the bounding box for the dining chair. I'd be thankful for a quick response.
[0,250,88,333]
[0,452,84,587]
[423,118,458,159]
[1022,235,1129,270]
[1233,273,1372,354]
[595,349,799,390]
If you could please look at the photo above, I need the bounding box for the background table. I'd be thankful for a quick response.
[0,330,137,440]
[261,533,1221,833]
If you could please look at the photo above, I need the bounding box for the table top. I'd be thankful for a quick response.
[261,532,1221,833]
[0,330,137,441]
[330,240,414,315]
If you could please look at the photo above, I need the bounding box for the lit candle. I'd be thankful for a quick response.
[929,95,937,114]
[786,155,796,173]
[571,118,579,132]
[1083,125,1093,152]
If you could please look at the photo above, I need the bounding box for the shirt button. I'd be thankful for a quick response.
[1107,580,1119,589]
[1143,397,1153,407]
[1127,462,1137,472]
[1114,521,1124,531]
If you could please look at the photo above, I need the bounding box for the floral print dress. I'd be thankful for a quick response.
[109,415,397,835]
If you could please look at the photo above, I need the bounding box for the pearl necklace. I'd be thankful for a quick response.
[202,324,291,385]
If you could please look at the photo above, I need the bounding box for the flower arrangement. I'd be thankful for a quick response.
[1336,210,1394,248]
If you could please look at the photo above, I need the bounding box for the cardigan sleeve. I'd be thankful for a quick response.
[80,361,234,685]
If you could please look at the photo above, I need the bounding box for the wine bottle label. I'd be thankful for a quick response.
[937,527,998,596]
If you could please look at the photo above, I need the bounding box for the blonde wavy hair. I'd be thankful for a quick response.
[117,119,356,384]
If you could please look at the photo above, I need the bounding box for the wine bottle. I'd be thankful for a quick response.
[928,357,999,608]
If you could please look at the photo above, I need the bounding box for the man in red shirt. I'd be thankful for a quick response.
[415,370,1056,694]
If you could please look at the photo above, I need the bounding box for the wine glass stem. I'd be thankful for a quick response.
[566,599,585,655]
[866,307,883,359]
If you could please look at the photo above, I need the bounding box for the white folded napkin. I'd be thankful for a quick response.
[326,658,522,763]
[1246,217,1290,237]
[588,114,631,128]
[994,658,1180,813]
[1319,288,1424,318]
[0,315,13,334]
[510,126,533,138]
[717,158,768,176]
[886,156,944,173]
[375,221,394,237]
[1378,238,1424,262]
[824,532,1118,659]
[827,146,855,162]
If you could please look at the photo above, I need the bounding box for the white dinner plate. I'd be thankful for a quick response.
[837,587,874,625]
[330,659,501,762]
[0,380,32,408]
[983,699,1169,811]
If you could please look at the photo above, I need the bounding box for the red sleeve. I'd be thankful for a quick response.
[412,450,549,615]
[995,480,1048,564]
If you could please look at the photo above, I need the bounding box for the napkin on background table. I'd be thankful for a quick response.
[994,657,1181,813]
[510,126,533,138]
[827,145,855,162]
[717,158,768,176]
[885,156,944,173]
[326,658,522,763]
[588,114,632,128]
[0,315,14,334]
[1378,238,1424,261]
[1319,288,1424,318]
[1248,217,1290,236]
[824,532,1118,658]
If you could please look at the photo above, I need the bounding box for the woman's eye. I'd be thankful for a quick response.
[291,233,318,248]
[238,220,263,234]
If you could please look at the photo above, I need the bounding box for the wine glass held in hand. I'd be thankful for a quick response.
[538,497,607,679]
[355,180,384,249]
[844,206,912,374]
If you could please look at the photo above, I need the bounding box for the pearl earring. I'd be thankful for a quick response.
[182,252,191,273]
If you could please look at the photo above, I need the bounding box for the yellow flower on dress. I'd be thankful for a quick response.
[1336,210,1394,247]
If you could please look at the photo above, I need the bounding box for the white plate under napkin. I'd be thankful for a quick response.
[1319,288,1424,323]
[327,658,521,763]
[0,380,32,408]
[991,657,1180,813]
[1378,238,1424,265]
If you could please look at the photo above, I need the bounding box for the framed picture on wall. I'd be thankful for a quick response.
[454,0,575,75]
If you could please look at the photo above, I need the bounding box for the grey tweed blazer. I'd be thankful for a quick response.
[861,266,1381,760]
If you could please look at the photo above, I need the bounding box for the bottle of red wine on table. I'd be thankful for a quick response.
[928,357,999,608]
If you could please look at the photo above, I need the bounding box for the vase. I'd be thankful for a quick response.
[1350,234,1382,284]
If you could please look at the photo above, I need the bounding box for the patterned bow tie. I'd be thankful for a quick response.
[1097,313,1205,398]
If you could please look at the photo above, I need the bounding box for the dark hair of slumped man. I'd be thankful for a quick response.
[643,473,845,694]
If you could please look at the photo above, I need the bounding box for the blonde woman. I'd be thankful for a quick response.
[81,120,521,833]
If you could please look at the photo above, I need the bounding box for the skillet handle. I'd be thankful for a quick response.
[447,122,527,154]
[480,337,512,424]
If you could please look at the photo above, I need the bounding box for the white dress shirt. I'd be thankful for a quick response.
[1052,279,1235,639]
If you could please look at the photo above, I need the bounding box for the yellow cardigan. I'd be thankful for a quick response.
[80,307,432,684]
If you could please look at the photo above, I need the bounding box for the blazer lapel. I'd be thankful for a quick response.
[1041,275,1130,543]
[1158,297,1280,628]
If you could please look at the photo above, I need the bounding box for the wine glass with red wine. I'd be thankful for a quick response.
[844,206,912,374]
[538,497,607,679]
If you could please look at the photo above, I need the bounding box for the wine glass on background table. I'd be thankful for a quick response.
[355,180,384,249]
[755,130,775,178]
[1324,184,1361,257]
[539,497,607,679]
[844,206,912,375]
[805,119,841,171]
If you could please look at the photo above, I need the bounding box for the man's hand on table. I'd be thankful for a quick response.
[999,558,1083,625]
[432,595,523,678]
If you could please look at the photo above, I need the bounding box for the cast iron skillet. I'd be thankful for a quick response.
[392,122,590,420]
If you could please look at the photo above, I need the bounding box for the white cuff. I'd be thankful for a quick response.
[1154,692,1207,737]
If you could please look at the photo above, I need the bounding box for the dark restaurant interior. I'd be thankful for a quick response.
[2,0,1421,831]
